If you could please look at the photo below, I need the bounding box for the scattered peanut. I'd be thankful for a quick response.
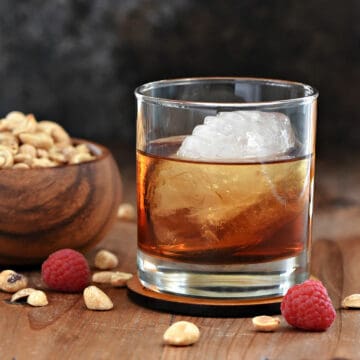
[117,203,136,222]
[83,286,113,311]
[94,250,119,270]
[0,111,98,169]
[342,294,360,309]
[0,270,28,293]
[252,316,281,332]
[10,288,37,302]
[92,271,133,287]
[92,271,114,284]
[27,290,48,307]
[10,287,47,307]
[163,321,200,346]
[110,272,133,287]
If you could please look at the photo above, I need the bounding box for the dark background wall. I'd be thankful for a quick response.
[0,0,358,158]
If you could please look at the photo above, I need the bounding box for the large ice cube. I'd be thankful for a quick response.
[177,111,295,160]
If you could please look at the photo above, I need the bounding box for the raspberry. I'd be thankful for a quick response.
[41,249,90,292]
[281,280,336,331]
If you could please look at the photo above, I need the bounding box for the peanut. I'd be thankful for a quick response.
[163,321,200,346]
[252,316,281,332]
[37,148,49,158]
[342,294,360,309]
[61,145,77,160]
[19,132,54,150]
[94,250,119,270]
[27,290,48,307]
[31,157,57,168]
[92,271,114,284]
[69,152,95,165]
[110,272,133,287]
[19,144,37,158]
[0,132,19,154]
[0,118,8,131]
[0,270,28,293]
[92,271,133,287]
[10,288,48,306]
[13,163,30,169]
[0,145,14,168]
[83,286,113,311]
[48,147,66,163]
[76,144,90,154]
[0,111,98,169]
[117,203,136,222]
[3,111,36,134]
[12,113,37,135]
[10,288,37,302]
[37,121,71,145]
[14,153,33,166]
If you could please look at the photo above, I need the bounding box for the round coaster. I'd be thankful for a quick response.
[127,276,282,318]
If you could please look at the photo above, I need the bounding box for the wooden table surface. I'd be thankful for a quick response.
[1,155,360,360]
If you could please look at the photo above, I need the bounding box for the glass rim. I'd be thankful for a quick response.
[134,77,318,108]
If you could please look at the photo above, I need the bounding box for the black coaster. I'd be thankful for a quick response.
[127,276,282,318]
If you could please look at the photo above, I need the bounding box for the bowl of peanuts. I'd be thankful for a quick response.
[0,111,122,265]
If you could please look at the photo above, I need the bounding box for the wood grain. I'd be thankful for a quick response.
[0,158,359,360]
[0,140,122,265]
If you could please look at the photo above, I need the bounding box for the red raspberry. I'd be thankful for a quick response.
[281,279,336,331]
[41,249,90,292]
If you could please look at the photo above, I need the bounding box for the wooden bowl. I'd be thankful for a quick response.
[0,139,122,265]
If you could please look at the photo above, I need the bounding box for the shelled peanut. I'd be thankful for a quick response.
[0,111,96,169]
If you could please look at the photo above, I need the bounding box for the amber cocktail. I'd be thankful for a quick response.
[136,78,317,299]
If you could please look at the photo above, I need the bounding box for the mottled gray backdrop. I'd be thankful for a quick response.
[0,0,358,157]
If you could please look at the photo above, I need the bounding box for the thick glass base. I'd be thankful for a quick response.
[137,250,309,299]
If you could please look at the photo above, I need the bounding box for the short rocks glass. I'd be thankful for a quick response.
[135,78,317,299]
